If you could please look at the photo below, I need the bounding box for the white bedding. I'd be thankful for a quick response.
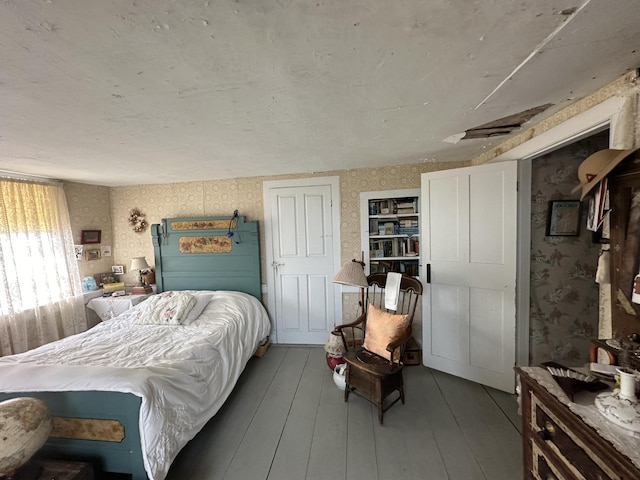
[0,290,271,480]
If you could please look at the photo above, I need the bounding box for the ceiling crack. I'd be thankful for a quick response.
[474,0,592,110]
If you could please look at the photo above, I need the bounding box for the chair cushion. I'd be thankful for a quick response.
[362,304,409,362]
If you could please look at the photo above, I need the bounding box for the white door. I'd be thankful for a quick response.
[421,161,517,392]
[264,178,341,344]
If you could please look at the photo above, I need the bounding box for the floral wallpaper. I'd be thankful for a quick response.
[63,160,468,340]
[64,138,611,358]
[529,131,609,366]
[64,181,114,281]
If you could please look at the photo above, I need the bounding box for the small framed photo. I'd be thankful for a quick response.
[74,245,84,260]
[85,248,101,261]
[111,265,125,275]
[547,200,581,236]
[81,230,101,244]
[101,245,112,257]
[101,272,116,285]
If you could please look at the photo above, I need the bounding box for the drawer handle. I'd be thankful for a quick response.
[536,421,555,441]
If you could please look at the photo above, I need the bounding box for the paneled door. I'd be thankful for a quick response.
[421,161,517,392]
[264,177,341,344]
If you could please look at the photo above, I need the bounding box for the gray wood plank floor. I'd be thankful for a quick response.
[166,346,523,480]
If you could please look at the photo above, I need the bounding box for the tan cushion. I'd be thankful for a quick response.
[362,304,409,362]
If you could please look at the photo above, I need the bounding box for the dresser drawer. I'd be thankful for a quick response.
[532,441,560,480]
[531,392,616,479]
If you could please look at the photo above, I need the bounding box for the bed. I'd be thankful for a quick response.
[0,216,269,480]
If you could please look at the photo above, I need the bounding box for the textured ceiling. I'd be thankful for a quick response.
[1,0,639,186]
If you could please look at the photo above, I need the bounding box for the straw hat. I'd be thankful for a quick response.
[572,148,639,200]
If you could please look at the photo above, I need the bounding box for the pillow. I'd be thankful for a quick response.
[362,304,410,362]
[182,293,214,325]
[137,291,196,325]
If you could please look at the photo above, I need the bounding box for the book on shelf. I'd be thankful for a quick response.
[391,240,399,257]
[369,218,379,235]
[369,259,419,276]
[399,227,419,235]
[396,198,418,212]
[383,222,396,234]
[369,197,418,216]
[399,219,418,227]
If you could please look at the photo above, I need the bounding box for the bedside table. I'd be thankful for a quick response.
[86,294,152,321]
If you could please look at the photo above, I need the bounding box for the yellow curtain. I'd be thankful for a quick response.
[0,180,86,355]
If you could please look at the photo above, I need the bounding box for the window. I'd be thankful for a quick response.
[0,179,85,354]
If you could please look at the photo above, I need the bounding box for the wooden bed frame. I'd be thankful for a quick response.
[0,215,262,480]
[151,215,261,297]
[0,391,145,478]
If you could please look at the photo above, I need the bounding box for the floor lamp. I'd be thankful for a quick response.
[333,253,368,311]
[326,254,368,370]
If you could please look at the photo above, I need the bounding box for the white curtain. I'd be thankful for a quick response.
[0,179,86,356]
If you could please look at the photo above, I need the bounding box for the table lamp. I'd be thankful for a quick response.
[130,257,149,287]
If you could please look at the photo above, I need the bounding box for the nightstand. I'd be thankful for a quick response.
[86,293,152,321]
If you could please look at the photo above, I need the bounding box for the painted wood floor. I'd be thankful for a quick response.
[166,346,523,480]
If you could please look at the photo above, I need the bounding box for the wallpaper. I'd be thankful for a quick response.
[63,160,467,339]
[64,182,114,282]
[529,132,608,366]
[64,139,610,360]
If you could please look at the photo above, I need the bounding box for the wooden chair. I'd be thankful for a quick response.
[334,273,423,424]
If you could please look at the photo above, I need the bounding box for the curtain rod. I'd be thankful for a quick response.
[0,170,62,187]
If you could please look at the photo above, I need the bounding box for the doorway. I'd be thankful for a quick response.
[511,95,631,367]
[527,130,609,366]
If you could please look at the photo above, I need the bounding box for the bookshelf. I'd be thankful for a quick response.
[360,189,420,277]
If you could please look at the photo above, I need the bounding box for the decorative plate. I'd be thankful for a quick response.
[595,390,640,433]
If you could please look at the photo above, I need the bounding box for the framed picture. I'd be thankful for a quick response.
[74,245,84,260]
[101,245,112,257]
[81,230,101,244]
[101,272,116,285]
[547,200,581,236]
[85,248,101,261]
[111,265,125,275]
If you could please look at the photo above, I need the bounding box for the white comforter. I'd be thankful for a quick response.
[0,290,271,480]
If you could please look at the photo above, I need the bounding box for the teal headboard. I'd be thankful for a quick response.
[151,216,261,299]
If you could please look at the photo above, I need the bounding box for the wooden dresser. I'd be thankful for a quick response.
[516,367,640,479]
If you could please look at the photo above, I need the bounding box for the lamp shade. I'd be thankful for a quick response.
[333,260,367,288]
[130,257,149,271]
